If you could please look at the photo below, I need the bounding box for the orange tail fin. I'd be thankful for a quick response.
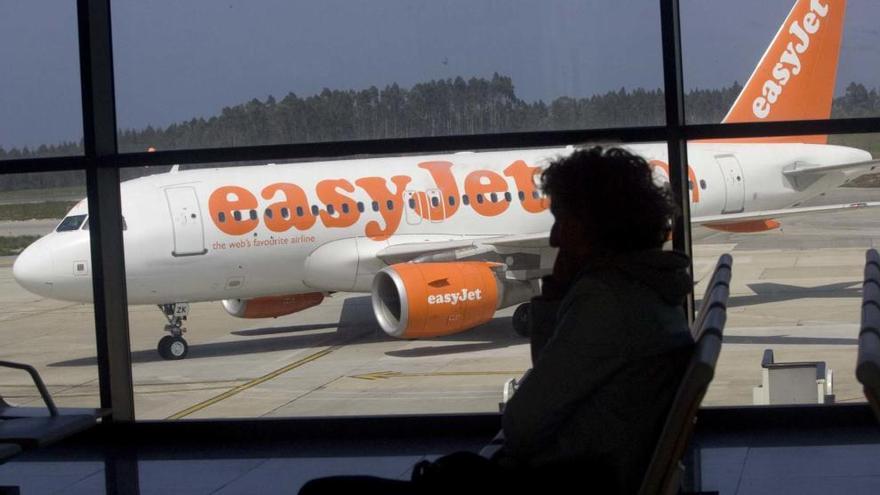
[721,0,846,144]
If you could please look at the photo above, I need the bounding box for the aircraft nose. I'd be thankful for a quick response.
[13,238,55,297]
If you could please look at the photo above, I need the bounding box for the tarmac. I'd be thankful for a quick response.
[0,187,878,420]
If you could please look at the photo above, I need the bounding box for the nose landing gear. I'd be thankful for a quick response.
[157,303,190,360]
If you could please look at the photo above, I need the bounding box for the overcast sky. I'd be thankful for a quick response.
[1,0,878,149]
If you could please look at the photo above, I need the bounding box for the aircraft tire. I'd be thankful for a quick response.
[512,303,531,338]
[158,335,189,360]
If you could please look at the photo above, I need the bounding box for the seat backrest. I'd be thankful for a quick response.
[857,249,880,421]
[867,248,880,270]
[856,329,880,421]
[638,305,726,495]
[692,254,732,340]
[866,261,880,285]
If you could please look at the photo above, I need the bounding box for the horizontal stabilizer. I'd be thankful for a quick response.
[783,158,880,178]
[694,201,880,227]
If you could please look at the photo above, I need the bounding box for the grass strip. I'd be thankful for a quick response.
[0,201,76,221]
[0,236,39,256]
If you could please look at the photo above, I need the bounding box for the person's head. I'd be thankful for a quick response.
[540,146,676,257]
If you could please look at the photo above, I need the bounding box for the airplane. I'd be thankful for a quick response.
[12,0,880,359]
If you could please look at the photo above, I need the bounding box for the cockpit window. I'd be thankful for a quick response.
[81,216,127,231]
[56,214,87,232]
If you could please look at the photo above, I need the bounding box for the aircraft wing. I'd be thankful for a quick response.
[377,196,880,264]
[376,232,552,268]
[694,201,880,228]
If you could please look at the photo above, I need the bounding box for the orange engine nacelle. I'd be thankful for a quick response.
[222,292,324,319]
[371,262,501,339]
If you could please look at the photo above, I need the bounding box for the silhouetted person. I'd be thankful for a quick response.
[493,146,694,493]
[300,146,693,495]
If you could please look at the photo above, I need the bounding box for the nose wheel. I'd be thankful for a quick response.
[158,335,188,360]
[157,303,190,360]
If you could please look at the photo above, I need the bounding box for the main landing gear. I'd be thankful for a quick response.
[157,303,190,360]
[512,302,531,338]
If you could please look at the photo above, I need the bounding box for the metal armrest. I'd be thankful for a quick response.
[0,361,58,417]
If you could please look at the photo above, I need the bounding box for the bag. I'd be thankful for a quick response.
[411,451,502,490]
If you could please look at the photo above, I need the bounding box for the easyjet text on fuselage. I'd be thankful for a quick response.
[207,160,548,241]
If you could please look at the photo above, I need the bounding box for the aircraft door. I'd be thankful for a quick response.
[715,155,745,213]
[164,186,208,256]
[404,190,423,225]
[426,189,445,223]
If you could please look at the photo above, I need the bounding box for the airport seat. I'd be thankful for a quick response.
[0,361,99,449]
[0,361,106,420]
[638,309,728,495]
[692,254,732,340]
[856,249,880,421]
[866,248,880,285]
[867,248,880,270]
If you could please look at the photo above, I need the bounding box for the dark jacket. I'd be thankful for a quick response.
[497,249,694,494]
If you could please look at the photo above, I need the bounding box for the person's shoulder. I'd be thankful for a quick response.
[569,266,648,300]
[565,271,618,302]
[560,271,628,319]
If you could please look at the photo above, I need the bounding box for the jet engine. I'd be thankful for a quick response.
[222,292,324,318]
[371,262,533,338]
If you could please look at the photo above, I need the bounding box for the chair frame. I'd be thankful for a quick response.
[856,248,880,421]
[638,254,732,495]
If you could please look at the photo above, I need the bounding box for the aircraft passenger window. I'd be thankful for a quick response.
[476,194,484,204]
[233,211,242,221]
[217,212,226,223]
[431,196,439,207]
[56,214,87,232]
[265,208,273,219]
[518,191,525,201]
[700,179,707,190]
[386,200,394,210]
[295,207,303,217]
[372,201,379,212]
[448,196,455,206]
[249,210,257,220]
[357,202,364,213]
[504,192,512,202]
[688,180,694,191]
[490,192,498,203]
[462,195,470,205]
[532,191,540,199]
[281,207,290,219]
[311,205,319,216]
[408,198,416,209]
[327,204,336,215]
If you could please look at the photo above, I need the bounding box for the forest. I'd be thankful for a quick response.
[1,74,878,190]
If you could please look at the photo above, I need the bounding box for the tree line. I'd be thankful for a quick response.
[0,76,878,191]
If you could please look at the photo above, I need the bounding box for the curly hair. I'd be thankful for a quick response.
[540,146,676,253]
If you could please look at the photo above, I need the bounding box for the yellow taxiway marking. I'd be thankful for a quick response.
[349,370,526,381]
[167,347,336,419]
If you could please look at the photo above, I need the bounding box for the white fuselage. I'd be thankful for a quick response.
[12,142,871,305]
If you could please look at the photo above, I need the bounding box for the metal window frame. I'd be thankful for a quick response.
[0,0,876,421]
